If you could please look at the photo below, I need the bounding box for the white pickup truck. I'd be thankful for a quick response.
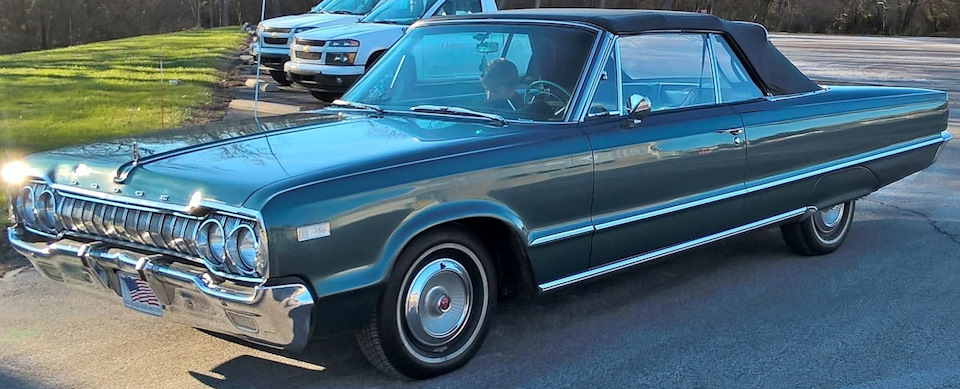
[252,0,386,86]
[284,0,498,101]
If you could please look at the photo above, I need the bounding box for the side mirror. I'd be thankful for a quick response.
[627,94,652,122]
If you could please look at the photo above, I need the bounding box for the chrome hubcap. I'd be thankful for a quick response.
[819,203,845,229]
[404,258,472,347]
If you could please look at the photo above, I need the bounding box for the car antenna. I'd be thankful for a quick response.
[159,47,165,129]
[253,0,267,128]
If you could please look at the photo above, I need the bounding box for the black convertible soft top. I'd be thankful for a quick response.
[442,9,820,96]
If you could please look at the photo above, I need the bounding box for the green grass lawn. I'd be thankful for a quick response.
[0,27,247,241]
[0,27,247,158]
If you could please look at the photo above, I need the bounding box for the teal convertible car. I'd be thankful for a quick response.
[4,9,952,378]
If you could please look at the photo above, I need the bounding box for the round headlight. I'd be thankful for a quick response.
[227,225,260,274]
[35,190,58,231]
[197,219,226,264]
[16,186,36,225]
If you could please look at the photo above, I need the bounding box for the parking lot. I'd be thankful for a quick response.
[1,33,959,388]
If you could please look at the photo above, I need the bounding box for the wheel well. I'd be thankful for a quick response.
[442,218,536,300]
[366,50,386,69]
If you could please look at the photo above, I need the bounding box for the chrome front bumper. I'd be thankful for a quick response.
[7,227,314,351]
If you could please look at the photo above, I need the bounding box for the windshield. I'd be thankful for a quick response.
[360,0,436,24]
[311,0,380,15]
[341,23,599,122]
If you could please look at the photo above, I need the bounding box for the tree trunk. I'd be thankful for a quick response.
[659,0,675,10]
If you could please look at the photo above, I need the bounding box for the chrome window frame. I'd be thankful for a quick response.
[584,36,623,119]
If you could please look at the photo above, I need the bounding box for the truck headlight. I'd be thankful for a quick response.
[326,52,357,65]
[328,39,360,47]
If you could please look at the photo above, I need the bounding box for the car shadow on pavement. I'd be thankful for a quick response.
[189,227,803,387]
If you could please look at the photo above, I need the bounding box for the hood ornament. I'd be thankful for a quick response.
[131,142,141,166]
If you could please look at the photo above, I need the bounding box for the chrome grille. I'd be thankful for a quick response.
[57,194,202,257]
[263,27,291,33]
[296,51,321,61]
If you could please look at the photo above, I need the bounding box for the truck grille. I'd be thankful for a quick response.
[263,27,291,33]
[295,39,326,46]
[263,37,288,45]
[296,51,321,61]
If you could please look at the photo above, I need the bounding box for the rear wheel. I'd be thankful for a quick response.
[309,91,340,102]
[269,70,292,86]
[356,225,496,379]
[781,200,856,256]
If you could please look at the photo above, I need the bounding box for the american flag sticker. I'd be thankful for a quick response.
[118,272,163,317]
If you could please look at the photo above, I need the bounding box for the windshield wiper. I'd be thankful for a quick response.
[331,99,384,115]
[409,105,507,126]
[329,10,356,14]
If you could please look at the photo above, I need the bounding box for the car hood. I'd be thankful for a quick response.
[261,13,358,29]
[295,22,404,42]
[22,112,521,209]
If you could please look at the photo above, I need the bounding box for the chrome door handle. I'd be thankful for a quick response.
[717,128,743,136]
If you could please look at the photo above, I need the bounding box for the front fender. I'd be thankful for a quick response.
[314,199,528,299]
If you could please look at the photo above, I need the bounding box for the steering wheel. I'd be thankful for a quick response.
[524,80,572,117]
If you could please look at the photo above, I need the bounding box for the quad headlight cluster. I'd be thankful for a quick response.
[13,183,60,234]
[195,215,265,278]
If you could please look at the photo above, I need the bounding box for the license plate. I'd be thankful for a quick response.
[118,272,163,317]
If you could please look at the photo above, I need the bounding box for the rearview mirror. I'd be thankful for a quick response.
[476,41,500,54]
[627,94,651,122]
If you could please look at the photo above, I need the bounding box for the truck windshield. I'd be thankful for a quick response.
[311,0,380,15]
[341,23,599,122]
[360,0,435,24]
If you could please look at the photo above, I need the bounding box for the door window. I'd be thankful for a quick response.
[619,33,716,112]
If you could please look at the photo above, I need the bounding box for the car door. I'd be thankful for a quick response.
[583,33,750,267]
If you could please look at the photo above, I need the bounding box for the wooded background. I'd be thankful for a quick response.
[1,0,958,55]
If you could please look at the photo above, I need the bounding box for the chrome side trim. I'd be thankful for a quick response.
[745,133,946,194]
[763,88,828,101]
[594,184,744,231]
[534,132,947,246]
[530,225,594,246]
[538,207,810,291]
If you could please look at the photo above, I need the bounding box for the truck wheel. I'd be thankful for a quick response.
[269,70,292,86]
[781,200,856,256]
[356,225,496,379]
[309,91,340,102]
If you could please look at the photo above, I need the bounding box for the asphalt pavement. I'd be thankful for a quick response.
[1,34,959,388]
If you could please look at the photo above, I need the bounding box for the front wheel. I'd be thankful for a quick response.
[781,200,856,256]
[309,90,340,102]
[269,70,292,86]
[356,226,496,379]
